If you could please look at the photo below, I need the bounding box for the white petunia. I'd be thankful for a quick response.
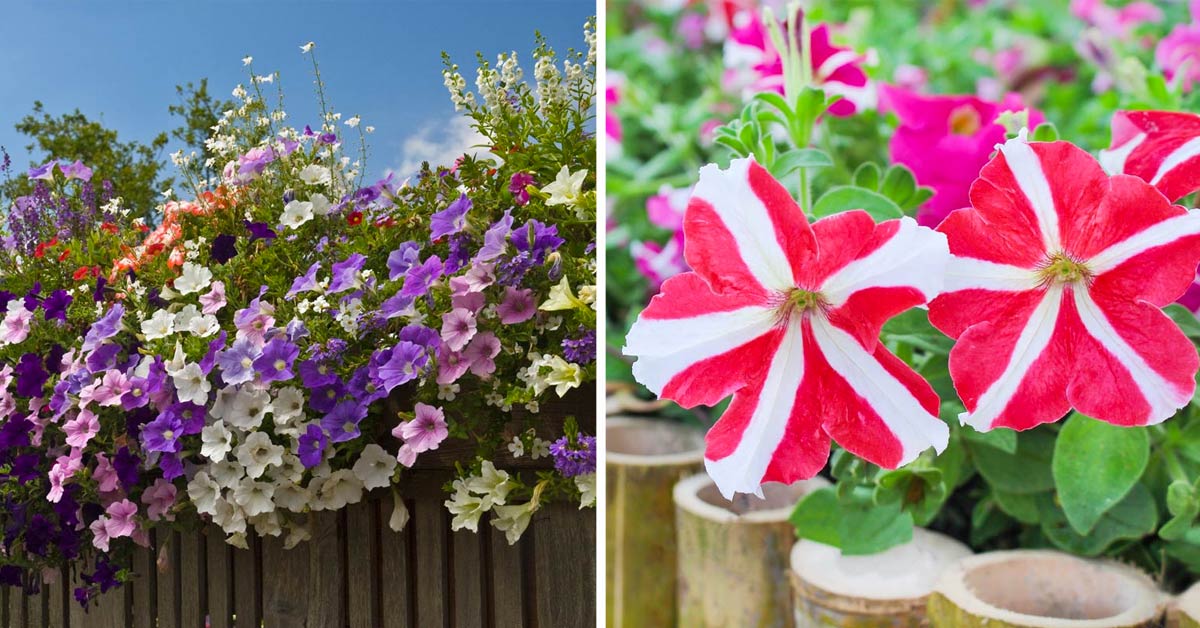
[236,431,285,479]
[310,193,332,216]
[280,200,314,230]
[540,165,587,207]
[210,459,245,489]
[316,469,364,510]
[466,461,513,509]
[173,304,201,330]
[352,444,398,490]
[212,498,247,535]
[173,363,211,405]
[298,164,332,186]
[388,489,410,532]
[575,473,595,509]
[187,472,221,515]
[225,388,272,431]
[250,511,282,537]
[272,481,310,512]
[141,310,175,340]
[492,501,539,545]
[445,482,487,532]
[273,387,305,424]
[200,421,233,461]
[300,42,315,53]
[173,262,213,295]
[232,479,276,517]
[189,314,221,338]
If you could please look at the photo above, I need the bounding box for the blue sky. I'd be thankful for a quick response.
[0,1,594,181]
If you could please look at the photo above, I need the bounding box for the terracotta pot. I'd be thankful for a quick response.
[927,550,1166,627]
[790,528,971,628]
[606,416,705,628]
[674,473,828,628]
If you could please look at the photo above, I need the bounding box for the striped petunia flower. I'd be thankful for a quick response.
[930,138,1200,433]
[1100,110,1200,316]
[624,158,951,498]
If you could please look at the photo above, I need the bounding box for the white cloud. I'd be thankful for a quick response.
[389,115,495,177]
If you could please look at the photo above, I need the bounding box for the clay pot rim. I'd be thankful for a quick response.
[606,416,705,466]
[789,529,972,604]
[933,549,1166,627]
[672,473,829,523]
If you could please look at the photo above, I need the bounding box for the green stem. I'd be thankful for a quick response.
[1164,448,1189,484]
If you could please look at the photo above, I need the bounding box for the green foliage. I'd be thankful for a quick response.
[1052,414,1149,535]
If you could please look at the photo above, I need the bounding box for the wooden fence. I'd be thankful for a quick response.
[2,387,597,628]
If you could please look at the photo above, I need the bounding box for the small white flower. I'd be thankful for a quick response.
[273,387,305,424]
[530,438,551,460]
[250,511,282,537]
[300,42,315,53]
[352,444,398,490]
[236,431,285,479]
[280,200,314,230]
[437,383,460,401]
[141,310,175,341]
[242,56,253,66]
[212,498,247,535]
[345,116,361,128]
[201,421,233,461]
[233,479,275,517]
[507,437,525,458]
[389,489,410,532]
[189,314,220,338]
[174,304,201,330]
[173,363,211,405]
[173,262,213,296]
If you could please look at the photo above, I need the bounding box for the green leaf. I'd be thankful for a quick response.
[1031,122,1059,142]
[771,148,833,178]
[993,489,1042,524]
[1052,413,1149,535]
[1038,483,1157,556]
[962,424,1017,454]
[1162,481,1199,541]
[880,165,918,208]
[813,186,903,221]
[791,487,914,555]
[852,162,881,190]
[970,428,1055,493]
[1166,304,1200,340]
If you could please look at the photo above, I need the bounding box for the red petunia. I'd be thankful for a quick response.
[929,138,1200,432]
[347,211,364,226]
[1100,110,1200,203]
[624,158,950,498]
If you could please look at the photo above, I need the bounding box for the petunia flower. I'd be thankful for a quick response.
[440,308,477,352]
[1156,3,1200,92]
[141,413,184,453]
[142,478,177,522]
[928,138,1200,432]
[541,166,588,207]
[387,241,422,280]
[624,158,951,498]
[1099,110,1200,203]
[430,194,472,240]
[173,262,213,295]
[394,403,448,453]
[322,400,367,443]
[253,337,299,383]
[297,424,329,468]
[63,409,99,449]
[327,253,366,294]
[401,255,443,298]
[497,287,536,324]
[104,499,138,539]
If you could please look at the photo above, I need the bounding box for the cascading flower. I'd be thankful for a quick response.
[928,137,1200,432]
[624,158,951,498]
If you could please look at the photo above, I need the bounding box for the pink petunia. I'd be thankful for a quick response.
[93,453,120,493]
[435,345,471,385]
[393,403,449,454]
[440,308,477,352]
[462,332,501,377]
[104,499,139,539]
[881,85,1042,228]
[90,518,111,552]
[396,443,418,468]
[929,138,1200,432]
[200,281,227,315]
[0,304,32,345]
[624,158,951,498]
[142,478,178,522]
[496,287,536,324]
[63,409,99,449]
[632,233,689,289]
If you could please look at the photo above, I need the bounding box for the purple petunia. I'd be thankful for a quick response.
[14,353,49,398]
[27,160,56,181]
[327,254,366,294]
[376,341,428,392]
[60,160,93,182]
[387,241,422,280]
[210,234,238,264]
[297,424,328,468]
[244,220,277,243]
[321,400,367,443]
[429,194,472,240]
[401,255,443,298]
[216,338,261,386]
[298,358,338,389]
[141,413,183,453]
[253,337,299,383]
[512,219,565,263]
[477,210,514,262]
[82,304,124,351]
[42,289,71,322]
[286,262,322,299]
[379,291,415,319]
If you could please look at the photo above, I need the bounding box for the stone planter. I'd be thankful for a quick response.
[606,416,705,628]
[674,473,828,628]
[790,528,971,627]
[927,550,1166,627]
[1174,581,1200,627]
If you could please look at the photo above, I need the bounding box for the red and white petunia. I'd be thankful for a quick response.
[623,158,950,498]
[1099,110,1200,202]
[930,138,1200,433]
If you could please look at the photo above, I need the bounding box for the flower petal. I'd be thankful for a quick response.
[1087,205,1200,307]
[705,325,817,499]
[809,317,948,469]
[624,273,777,407]
[1100,110,1200,202]
[1069,288,1197,425]
[953,285,1072,431]
[684,158,816,295]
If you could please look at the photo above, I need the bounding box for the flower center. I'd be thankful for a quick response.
[274,359,286,371]
[1039,252,1092,285]
[949,105,982,136]
[163,429,174,441]
[780,288,826,322]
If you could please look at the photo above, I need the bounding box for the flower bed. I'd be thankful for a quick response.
[0,20,596,609]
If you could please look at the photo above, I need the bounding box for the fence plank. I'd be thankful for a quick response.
[379,495,412,628]
[156,530,181,628]
[347,501,380,628]
[206,530,233,628]
[45,568,66,628]
[489,526,525,627]
[180,531,205,628]
[533,504,595,628]
[10,580,25,628]
[413,498,447,628]
[25,582,42,628]
[450,529,484,627]
[232,536,261,628]
[304,511,342,628]
[130,543,155,628]
[261,532,308,627]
